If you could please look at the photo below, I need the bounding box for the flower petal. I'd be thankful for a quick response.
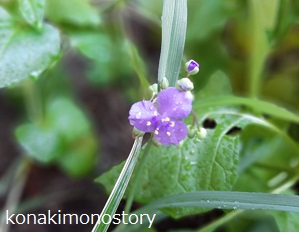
[154,120,188,146]
[157,87,192,119]
[128,101,159,132]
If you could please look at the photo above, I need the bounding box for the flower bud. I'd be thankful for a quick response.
[148,83,158,95]
[176,78,194,91]
[132,127,145,138]
[196,127,207,140]
[185,91,194,101]
[187,125,196,138]
[185,59,199,75]
[160,77,169,89]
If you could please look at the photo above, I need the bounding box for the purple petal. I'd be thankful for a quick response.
[157,87,192,119]
[128,101,159,132]
[186,60,199,72]
[153,120,188,146]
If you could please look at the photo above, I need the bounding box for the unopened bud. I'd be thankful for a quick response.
[176,78,194,91]
[185,59,199,75]
[187,125,196,138]
[148,83,158,95]
[160,77,169,89]
[185,91,194,101]
[196,127,207,140]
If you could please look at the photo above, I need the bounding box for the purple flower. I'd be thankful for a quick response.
[185,60,199,75]
[129,87,192,146]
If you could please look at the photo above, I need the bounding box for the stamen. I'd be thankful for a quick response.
[154,130,159,135]
[170,121,175,127]
[146,121,151,126]
[167,132,171,136]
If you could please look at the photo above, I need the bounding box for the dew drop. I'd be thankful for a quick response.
[136,112,141,119]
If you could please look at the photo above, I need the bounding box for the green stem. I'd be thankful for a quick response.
[91,136,143,232]
[0,158,31,232]
[124,138,152,214]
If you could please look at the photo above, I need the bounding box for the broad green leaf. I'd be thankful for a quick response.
[0,19,60,88]
[233,123,299,195]
[197,70,232,98]
[15,124,61,162]
[18,0,45,30]
[97,113,251,218]
[188,0,236,40]
[158,0,187,86]
[45,0,100,26]
[249,0,279,96]
[47,98,90,142]
[195,95,299,123]
[271,210,299,232]
[57,134,98,177]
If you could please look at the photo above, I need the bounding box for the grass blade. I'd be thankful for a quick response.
[158,0,187,86]
[91,137,143,232]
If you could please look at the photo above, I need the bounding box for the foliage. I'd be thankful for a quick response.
[1,0,299,231]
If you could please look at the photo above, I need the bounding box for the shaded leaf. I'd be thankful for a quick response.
[0,16,60,88]
[45,0,100,26]
[16,124,61,162]
[18,0,45,30]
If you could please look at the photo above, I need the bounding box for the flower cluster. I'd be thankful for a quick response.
[128,60,199,146]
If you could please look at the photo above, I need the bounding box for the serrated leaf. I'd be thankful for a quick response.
[0,18,60,88]
[18,0,45,30]
[15,124,61,162]
[158,0,187,86]
[97,113,254,218]
[45,0,100,26]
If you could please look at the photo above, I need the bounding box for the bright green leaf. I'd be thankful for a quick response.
[197,70,232,98]
[45,0,100,26]
[57,134,98,177]
[47,98,90,142]
[0,19,60,88]
[15,124,61,162]
[97,114,250,218]
[195,95,299,123]
[18,0,45,30]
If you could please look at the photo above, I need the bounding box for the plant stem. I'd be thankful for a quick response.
[0,158,31,232]
[124,138,152,214]
[91,136,143,232]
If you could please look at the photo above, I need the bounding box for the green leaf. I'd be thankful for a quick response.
[188,0,236,40]
[249,0,279,96]
[139,191,299,213]
[158,0,187,86]
[18,0,45,30]
[271,211,299,232]
[195,95,299,123]
[0,19,60,88]
[97,113,251,218]
[15,124,61,162]
[197,70,232,98]
[57,134,98,177]
[45,0,100,26]
[47,98,90,142]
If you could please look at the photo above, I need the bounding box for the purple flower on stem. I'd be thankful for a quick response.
[185,60,199,75]
[129,87,192,146]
